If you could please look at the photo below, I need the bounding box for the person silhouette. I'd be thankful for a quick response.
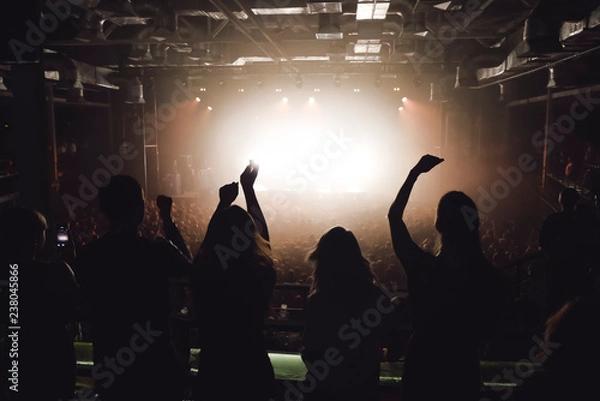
[74,175,191,401]
[388,155,501,401]
[0,207,79,401]
[192,161,276,401]
[301,226,396,401]
[512,271,599,401]
[539,187,592,315]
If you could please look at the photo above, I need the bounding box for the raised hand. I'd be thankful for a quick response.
[413,154,444,174]
[156,195,173,220]
[219,182,239,207]
[240,160,259,191]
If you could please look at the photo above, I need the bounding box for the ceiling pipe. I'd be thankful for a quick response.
[209,0,301,80]
[232,0,302,81]
[455,48,508,87]
[467,2,600,88]
[43,52,118,89]
[468,43,600,89]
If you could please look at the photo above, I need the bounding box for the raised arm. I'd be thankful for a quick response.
[388,155,443,262]
[157,195,192,261]
[241,161,270,242]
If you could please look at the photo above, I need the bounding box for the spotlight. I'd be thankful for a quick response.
[309,97,315,104]
[207,106,213,111]
[282,97,289,103]
[398,106,404,111]
[393,87,400,91]
[353,88,360,93]
[547,68,556,88]
[275,88,282,92]
[238,88,245,92]
[402,96,408,102]
[314,88,320,92]
[195,97,201,102]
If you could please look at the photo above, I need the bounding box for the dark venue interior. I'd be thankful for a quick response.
[1,1,600,401]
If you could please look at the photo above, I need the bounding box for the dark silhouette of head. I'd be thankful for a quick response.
[559,188,579,212]
[98,175,144,227]
[197,205,272,271]
[0,207,48,260]
[435,191,481,251]
[308,226,375,296]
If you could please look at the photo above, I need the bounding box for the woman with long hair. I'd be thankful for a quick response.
[388,155,501,401]
[192,161,276,401]
[301,226,394,401]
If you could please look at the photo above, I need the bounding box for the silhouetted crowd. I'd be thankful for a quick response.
[67,195,542,293]
[1,157,599,401]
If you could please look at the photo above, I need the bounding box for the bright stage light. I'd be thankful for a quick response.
[195,97,201,102]
[207,106,213,111]
[402,96,408,102]
[309,97,315,104]
[398,106,404,111]
[243,121,323,173]
[282,97,288,103]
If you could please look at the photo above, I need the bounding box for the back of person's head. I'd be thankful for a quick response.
[435,191,481,251]
[98,175,144,226]
[0,206,47,260]
[559,188,579,211]
[308,226,375,296]
[196,205,272,272]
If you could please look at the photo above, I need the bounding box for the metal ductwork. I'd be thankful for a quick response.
[455,48,507,87]
[43,52,117,89]
[457,2,600,88]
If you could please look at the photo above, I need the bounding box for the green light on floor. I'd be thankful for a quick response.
[483,382,517,387]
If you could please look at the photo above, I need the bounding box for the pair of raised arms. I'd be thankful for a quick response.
[218,160,259,208]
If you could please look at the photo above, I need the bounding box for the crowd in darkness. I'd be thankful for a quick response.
[1,156,598,401]
[68,193,542,293]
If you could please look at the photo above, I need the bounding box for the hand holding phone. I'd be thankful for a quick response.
[56,224,70,247]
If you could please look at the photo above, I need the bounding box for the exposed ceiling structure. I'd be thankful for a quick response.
[9,0,600,90]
